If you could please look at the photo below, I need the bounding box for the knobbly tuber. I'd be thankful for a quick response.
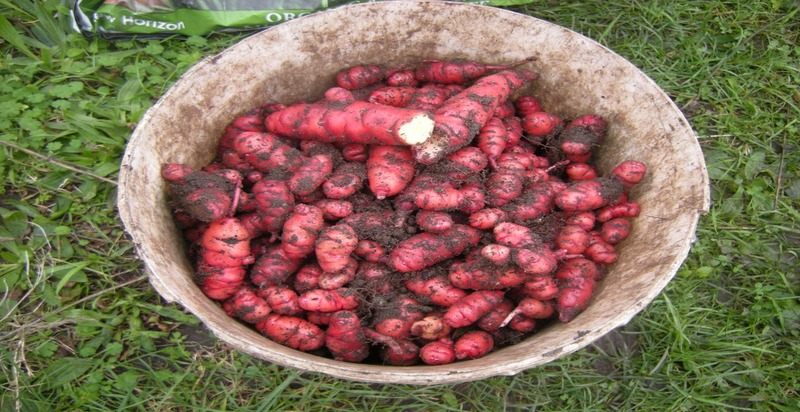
[386,69,419,87]
[521,111,563,140]
[280,204,325,260]
[419,339,456,365]
[454,330,495,360]
[554,258,601,322]
[415,210,455,233]
[249,244,302,287]
[405,275,467,307]
[389,224,481,273]
[317,256,358,290]
[513,95,542,117]
[413,70,537,164]
[315,224,359,273]
[234,131,307,173]
[223,286,271,324]
[322,162,367,199]
[468,208,508,230]
[372,297,426,340]
[552,115,607,163]
[368,86,417,107]
[298,288,360,313]
[444,290,505,328]
[441,146,489,181]
[476,299,515,332]
[242,178,295,237]
[195,217,253,300]
[335,65,385,90]
[449,260,527,290]
[257,285,303,316]
[288,153,335,197]
[161,164,238,223]
[366,145,416,199]
[475,116,509,168]
[256,314,326,351]
[362,327,420,366]
[313,198,354,221]
[325,310,370,362]
[410,314,452,340]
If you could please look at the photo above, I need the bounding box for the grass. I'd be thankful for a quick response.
[1,0,798,410]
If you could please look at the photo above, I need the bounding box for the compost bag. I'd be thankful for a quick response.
[70,0,533,39]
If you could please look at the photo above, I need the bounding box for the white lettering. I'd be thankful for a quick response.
[95,13,117,24]
[265,12,283,23]
[265,12,310,23]
[119,16,185,31]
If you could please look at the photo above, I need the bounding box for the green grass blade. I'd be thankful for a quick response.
[0,14,36,59]
[0,0,34,17]
[29,0,68,48]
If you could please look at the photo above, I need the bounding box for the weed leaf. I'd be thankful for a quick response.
[39,357,98,389]
[744,150,766,180]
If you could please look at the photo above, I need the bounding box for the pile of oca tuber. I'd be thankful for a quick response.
[162,59,647,366]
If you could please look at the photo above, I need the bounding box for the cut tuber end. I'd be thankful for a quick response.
[398,114,435,145]
[411,131,449,165]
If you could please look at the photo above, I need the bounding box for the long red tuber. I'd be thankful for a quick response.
[414,59,522,84]
[265,100,435,146]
